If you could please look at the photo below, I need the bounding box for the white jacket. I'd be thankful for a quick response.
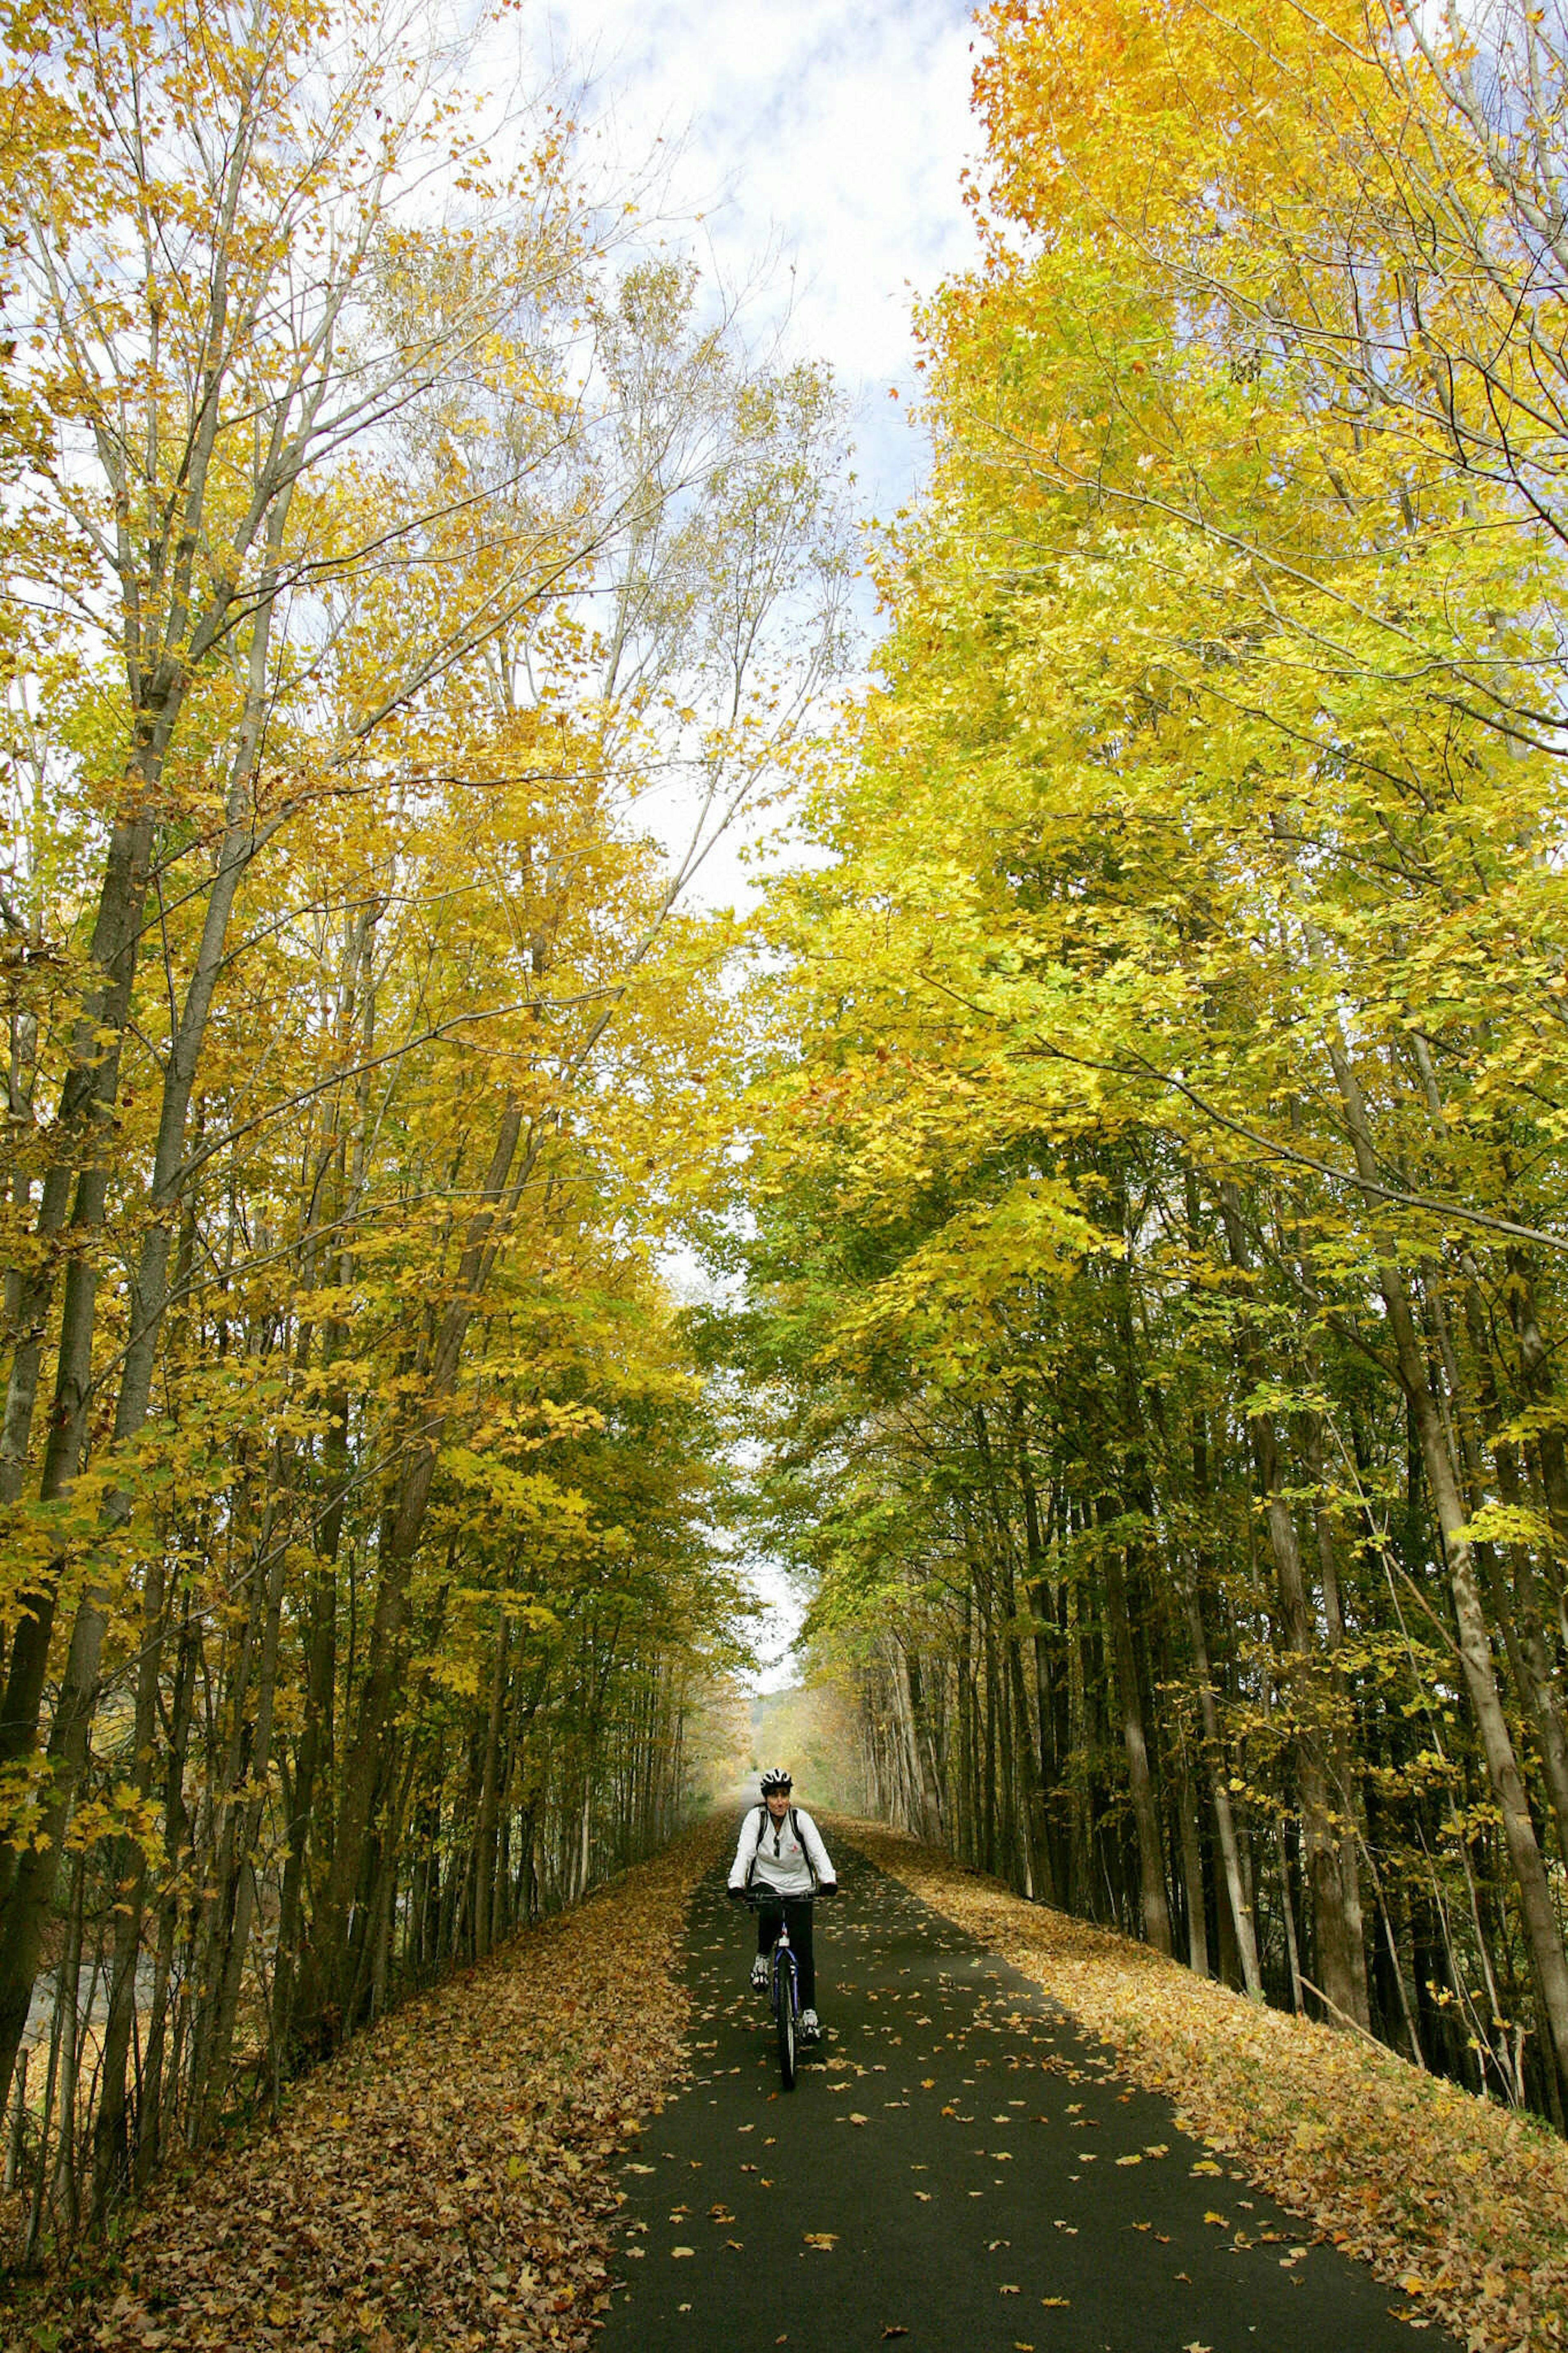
[729,1803,835,1898]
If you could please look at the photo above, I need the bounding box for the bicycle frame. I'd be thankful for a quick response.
[770,1907,800,2023]
[749,1892,802,2005]
[747,1888,810,2088]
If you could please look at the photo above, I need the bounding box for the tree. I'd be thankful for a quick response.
[0,0,850,2250]
[715,0,1568,2126]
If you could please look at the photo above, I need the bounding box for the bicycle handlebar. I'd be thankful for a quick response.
[743,1886,820,1906]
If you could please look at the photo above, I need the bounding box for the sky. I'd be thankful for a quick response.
[508,0,989,929]
[534,0,984,521]
[526,0,984,1692]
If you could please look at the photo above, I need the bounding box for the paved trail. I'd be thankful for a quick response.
[600,1842,1457,2353]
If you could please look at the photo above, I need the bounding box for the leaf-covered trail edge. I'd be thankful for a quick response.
[6,1819,728,2353]
[15,1809,1564,2353]
[851,1818,1568,2353]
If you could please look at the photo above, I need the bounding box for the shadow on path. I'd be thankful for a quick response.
[599,1842,1457,2353]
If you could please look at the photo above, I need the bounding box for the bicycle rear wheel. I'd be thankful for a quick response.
[775,1958,797,2089]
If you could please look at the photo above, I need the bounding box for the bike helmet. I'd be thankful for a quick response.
[759,1766,793,1793]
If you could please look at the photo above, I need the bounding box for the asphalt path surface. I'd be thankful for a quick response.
[599,1841,1458,2353]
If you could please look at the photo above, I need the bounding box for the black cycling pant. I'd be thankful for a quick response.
[755,1894,815,2007]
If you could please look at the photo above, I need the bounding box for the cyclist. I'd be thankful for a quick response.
[727,1767,837,2041]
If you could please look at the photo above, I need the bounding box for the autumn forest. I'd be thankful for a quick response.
[6,0,1568,2292]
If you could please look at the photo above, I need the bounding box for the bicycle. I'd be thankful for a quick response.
[747,1888,815,2089]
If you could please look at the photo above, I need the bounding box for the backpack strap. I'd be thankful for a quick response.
[791,1807,819,1889]
[744,1801,766,1889]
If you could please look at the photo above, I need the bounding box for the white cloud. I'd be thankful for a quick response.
[535,0,983,513]
[486,0,987,920]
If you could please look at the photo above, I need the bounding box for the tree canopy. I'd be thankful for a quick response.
[712,0,1568,2132]
[14,0,1568,2276]
[0,0,848,2256]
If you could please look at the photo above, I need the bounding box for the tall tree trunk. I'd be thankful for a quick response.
[1175,1728,1209,1978]
[307,1101,528,2038]
[473,1616,512,1960]
[89,1547,170,2219]
[900,1647,945,1841]
[0,546,290,2119]
[1183,1572,1263,1998]
[1099,1504,1172,1954]
[1320,1002,1568,2081]
[1220,1189,1365,2026]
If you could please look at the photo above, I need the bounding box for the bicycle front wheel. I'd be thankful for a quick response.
[775,1960,797,2090]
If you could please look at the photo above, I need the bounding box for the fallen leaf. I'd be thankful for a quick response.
[13,1820,726,2353]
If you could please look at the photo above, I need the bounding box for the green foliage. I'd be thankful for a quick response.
[707,0,1568,2136]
